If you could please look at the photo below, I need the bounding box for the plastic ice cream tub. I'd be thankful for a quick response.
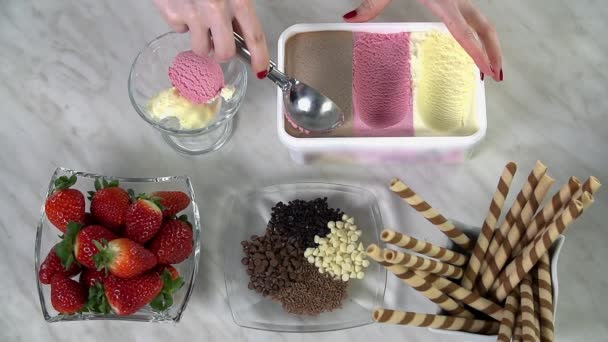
[276,23,487,164]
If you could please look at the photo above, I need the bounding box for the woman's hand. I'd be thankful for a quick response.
[154,0,270,78]
[343,0,503,81]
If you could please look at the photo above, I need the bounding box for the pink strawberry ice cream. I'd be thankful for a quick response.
[168,51,224,104]
[352,32,413,130]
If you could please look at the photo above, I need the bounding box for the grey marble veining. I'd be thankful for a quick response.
[1,0,607,341]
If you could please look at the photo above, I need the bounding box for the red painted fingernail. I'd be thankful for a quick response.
[480,71,484,81]
[257,70,268,79]
[343,10,357,19]
[499,69,504,81]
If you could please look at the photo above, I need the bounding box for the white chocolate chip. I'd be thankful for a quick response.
[342,214,349,221]
[336,221,344,229]
[355,265,362,272]
[342,274,350,282]
[347,217,355,224]
[356,272,364,279]
[362,260,370,267]
[307,256,315,264]
[328,221,336,229]
[350,235,359,242]
[347,245,355,253]
[357,243,364,251]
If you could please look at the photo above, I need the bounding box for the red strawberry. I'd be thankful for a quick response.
[56,223,118,269]
[149,216,193,264]
[89,178,131,231]
[39,244,81,284]
[93,238,157,278]
[45,175,85,232]
[125,197,163,244]
[79,267,108,288]
[151,191,190,217]
[104,273,163,315]
[51,274,87,314]
[155,265,179,280]
[84,212,96,226]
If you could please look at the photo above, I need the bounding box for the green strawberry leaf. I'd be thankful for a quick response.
[108,180,119,188]
[150,270,184,312]
[55,222,82,269]
[92,239,113,276]
[54,175,77,190]
[94,177,102,191]
[84,282,111,314]
[87,190,96,201]
[127,189,136,203]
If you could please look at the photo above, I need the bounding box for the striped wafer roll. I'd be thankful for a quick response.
[462,162,517,290]
[491,199,584,302]
[477,161,547,294]
[366,244,473,318]
[383,248,464,279]
[536,253,555,342]
[380,229,468,266]
[514,177,581,256]
[389,179,472,250]
[372,309,500,334]
[550,176,600,224]
[521,276,540,342]
[514,310,524,342]
[497,289,520,342]
[476,174,555,294]
[415,270,506,321]
[532,281,542,342]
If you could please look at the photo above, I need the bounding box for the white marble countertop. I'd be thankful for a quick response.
[1,0,607,341]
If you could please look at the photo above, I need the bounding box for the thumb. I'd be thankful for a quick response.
[343,0,392,22]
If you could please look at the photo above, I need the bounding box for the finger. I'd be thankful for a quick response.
[460,2,503,81]
[207,2,236,62]
[342,0,392,23]
[232,0,270,77]
[187,19,212,56]
[153,0,189,33]
[440,8,493,75]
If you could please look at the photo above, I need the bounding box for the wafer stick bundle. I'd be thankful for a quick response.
[367,244,472,318]
[376,162,600,339]
[389,178,473,250]
[462,162,517,290]
[381,229,468,266]
[372,309,500,334]
[383,248,464,279]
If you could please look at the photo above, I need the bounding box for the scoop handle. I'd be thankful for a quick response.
[233,32,291,90]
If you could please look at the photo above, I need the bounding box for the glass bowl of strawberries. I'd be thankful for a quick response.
[35,167,201,322]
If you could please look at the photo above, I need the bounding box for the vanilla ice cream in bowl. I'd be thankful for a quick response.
[129,32,247,155]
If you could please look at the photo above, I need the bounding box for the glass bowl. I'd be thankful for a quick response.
[223,183,387,332]
[128,31,248,155]
[35,167,201,322]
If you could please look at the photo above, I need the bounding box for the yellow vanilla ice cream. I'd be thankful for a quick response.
[147,86,234,130]
[412,31,477,134]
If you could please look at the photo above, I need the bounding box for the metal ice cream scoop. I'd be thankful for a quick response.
[233,32,344,133]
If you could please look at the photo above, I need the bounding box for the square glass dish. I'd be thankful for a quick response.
[35,167,201,322]
[223,183,387,332]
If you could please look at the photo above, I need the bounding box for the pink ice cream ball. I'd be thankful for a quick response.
[168,50,225,104]
[352,32,412,129]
